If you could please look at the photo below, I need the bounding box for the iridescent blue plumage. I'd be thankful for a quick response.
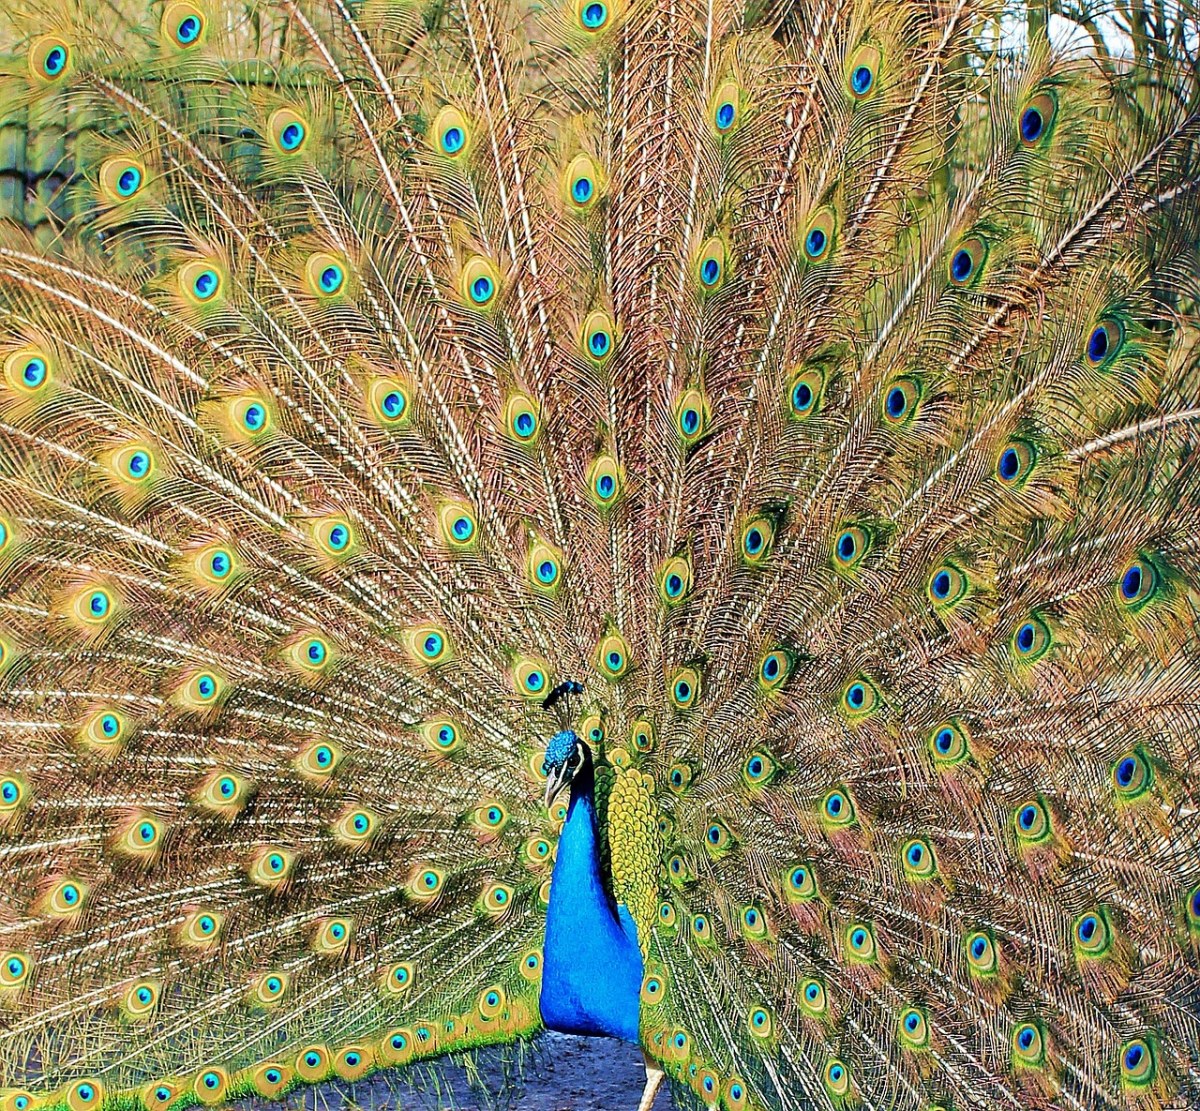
[539,734,643,1044]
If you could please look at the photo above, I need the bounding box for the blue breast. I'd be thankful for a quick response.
[540,778,643,1043]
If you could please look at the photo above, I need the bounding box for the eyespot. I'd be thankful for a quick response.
[740,516,775,564]
[4,347,53,393]
[740,904,769,941]
[1117,558,1158,609]
[247,969,291,1008]
[295,1046,330,1082]
[73,584,116,628]
[1112,748,1152,800]
[845,921,877,962]
[66,1081,104,1111]
[1120,1037,1157,1088]
[331,806,378,847]
[1073,908,1113,959]
[577,312,615,364]
[564,154,601,209]
[524,539,562,592]
[193,768,251,817]
[301,252,346,298]
[929,719,970,766]
[295,738,343,779]
[690,913,713,943]
[1086,319,1123,366]
[1013,797,1051,844]
[114,812,166,863]
[461,256,499,307]
[823,1058,851,1097]
[898,1006,929,1049]
[524,836,553,868]
[121,978,162,1020]
[43,877,89,918]
[695,237,727,291]
[596,632,630,679]
[883,377,921,423]
[178,261,223,304]
[841,677,879,718]
[847,42,880,97]
[471,800,508,836]
[1011,615,1051,662]
[30,36,71,81]
[784,863,818,902]
[669,666,701,710]
[1,952,31,987]
[503,392,540,443]
[788,368,824,418]
[803,207,836,263]
[406,624,450,667]
[431,105,470,157]
[996,440,1036,485]
[269,107,308,153]
[512,657,550,698]
[928,562,968,608]
[703,818,734,856]
[821,786,857,827]
[724,1077,748,1111]
[587,454,622,507]
[193,1067,229,1105]
[313,918,353,955]
[0,775,25,814]
[249,1063,292,1098]
[800,977,827,1015]
[361,377,411,431]
[657,900,677,929]
[1019,91,1056,145]
[711,80,741,133]
[479,882,514,917]
[379,1029,415,1066]
[80,707,129,752]
[753,646,794,694]
[334,1045,372,1080]
[639,967,667,1006]
[409,866,445,900]
[747,1005,774,1040]
[1012,1022,1046,1068]
[965,929,999,975]
[177,907,224,949]
[675,388,708,443]
[667,762,694,794]
[901,837,937,880]
[99,157,147,202]
[742,749,778,787]
[163,3,206,47]
[433,502,477,551]
[948,237,986,286]
[519,948,543,982]
[832,525,870,571]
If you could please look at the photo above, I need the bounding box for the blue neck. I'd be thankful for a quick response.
[539,762,643,1043]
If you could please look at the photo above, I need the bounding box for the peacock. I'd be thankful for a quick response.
[0,0,1199,1108]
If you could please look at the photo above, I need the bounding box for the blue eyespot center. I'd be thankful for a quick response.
[701,257,720,286]
[589,331,610,356]
[138,822,155,842]
[1016,623,1036,653]
[1115,757,1137,787]
[177,15,201,43]
[998,447,1020,480]
[1018,1027,1035,1050]
[1121,564,1143,599]
[951,249,973,283]
[905,1012,920,1032]
[22,357,47,387]
[931,570,951,598]
[837,532,856,561]
[681,407,699,434]
[442,126,464,154]
[851,65,872,94]
[1019,804,1038,829]
[45,47,67,75]
[193,270,219,300]
[538,559,557,583]
[907,843,923,865]
[582,1,607,28]
[1078,915,1097,942]
[1021,106,1044,142]
[118,167,142,196]
[1125,1045,1144,1070]
[806,227,826,258]
[471,276,494,303]
[316,746,332,766]
[971,936,988,958]
[1088,325,1110,363]
[716,102,736,130]
[792,381,813,411]
[101,714,119,736]
[382,391,405,417]
[846,683,865,708]
[936,728,954,753]
[572,177,593,203]
[281,122,305,150]
[745,528,763,554]
[306,1052,320,1067]
[307,641,326,663]
[320,266,343,293]
[826,793,844,816]
[0,781,16,803]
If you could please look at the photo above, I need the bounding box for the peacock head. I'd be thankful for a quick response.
[542,730,589,810]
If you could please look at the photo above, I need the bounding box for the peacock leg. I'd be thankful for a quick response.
[637,1051,665,1111]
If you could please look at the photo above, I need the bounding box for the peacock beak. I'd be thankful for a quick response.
[544,765,573,810]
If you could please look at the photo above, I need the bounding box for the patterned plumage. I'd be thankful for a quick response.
[0,1,1199,1109]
